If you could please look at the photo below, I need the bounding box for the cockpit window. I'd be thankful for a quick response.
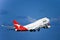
[43,20,47,22]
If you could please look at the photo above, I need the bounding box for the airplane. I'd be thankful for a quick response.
[12,17,51,32]
[1,17,51,32]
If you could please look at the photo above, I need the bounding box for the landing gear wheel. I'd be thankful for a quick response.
[30,29,36,32]
[33,29,36,32]
[43,24,48,29]
[37,29,40,31]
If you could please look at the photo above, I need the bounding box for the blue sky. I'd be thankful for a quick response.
[0,0,60,40]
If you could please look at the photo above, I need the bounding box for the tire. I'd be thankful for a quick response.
[30,29,36,32]
[37,29,40,31]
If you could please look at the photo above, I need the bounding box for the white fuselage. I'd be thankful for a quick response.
[24,17,50,30]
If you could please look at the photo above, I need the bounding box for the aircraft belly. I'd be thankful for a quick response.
[24,24,41,30]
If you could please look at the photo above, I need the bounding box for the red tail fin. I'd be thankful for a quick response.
[13,20,20,31]
[13,20,19,24]
[13,20,28,31]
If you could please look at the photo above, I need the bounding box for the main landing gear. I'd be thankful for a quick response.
[30,29,36,32]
